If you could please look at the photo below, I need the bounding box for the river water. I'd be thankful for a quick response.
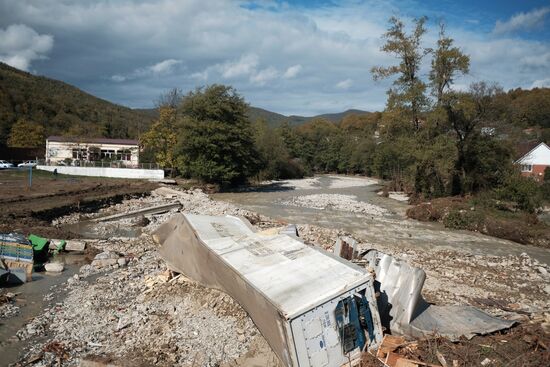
[0,253,88,366]
[213,175,550,265]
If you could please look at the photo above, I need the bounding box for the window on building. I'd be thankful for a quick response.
[100,149,116,160]
[119,149,132,161]
[72,148,87,160]
[88,147,101,161]
[521,164,533,172]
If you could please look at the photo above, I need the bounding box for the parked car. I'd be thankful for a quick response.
[0,160,14,169]
[17,160,38,168]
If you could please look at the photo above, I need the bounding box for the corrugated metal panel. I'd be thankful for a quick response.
[363,250,515,341]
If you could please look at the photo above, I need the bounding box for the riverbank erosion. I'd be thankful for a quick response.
[0,176,548,366]
[407,196,550,248]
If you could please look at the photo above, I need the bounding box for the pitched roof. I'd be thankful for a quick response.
[516,142,550,165]
[47,136,139,146]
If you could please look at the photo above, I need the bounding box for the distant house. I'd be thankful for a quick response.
[45,136,139,167]
[481,127,496,136]
[516,142,550,181]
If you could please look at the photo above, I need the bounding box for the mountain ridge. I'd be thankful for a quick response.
[0,62,373,146]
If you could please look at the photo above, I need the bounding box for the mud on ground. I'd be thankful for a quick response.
[0,170,157,238]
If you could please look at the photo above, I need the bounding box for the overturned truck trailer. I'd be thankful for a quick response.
[154,214,383,367]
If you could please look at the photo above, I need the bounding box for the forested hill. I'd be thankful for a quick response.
[0,62,155,146]
[247,107,371,126]
[141,106,373,127]
[0,61,372,147]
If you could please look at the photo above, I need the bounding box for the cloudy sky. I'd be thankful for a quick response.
[0,0,549,115]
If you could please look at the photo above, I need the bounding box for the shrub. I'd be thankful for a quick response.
[443,209,483,230]
[497,174,543,213]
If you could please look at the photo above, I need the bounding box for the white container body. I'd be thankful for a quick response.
[156,214,383,367]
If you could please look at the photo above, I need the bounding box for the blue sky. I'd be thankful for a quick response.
[0,0,549,115]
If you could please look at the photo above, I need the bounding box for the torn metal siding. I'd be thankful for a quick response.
[155,214,383,367]
[363,250,515,341]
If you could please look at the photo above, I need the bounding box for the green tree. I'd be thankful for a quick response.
[252,119,298,180]
[176,85,260,185]
[372,16,431,130]
[295,118,341,172]
[7,118,45,147]
[498,174,542,213]
[140,107,178,168]
[444,82,510,194]
[430,22,470,105]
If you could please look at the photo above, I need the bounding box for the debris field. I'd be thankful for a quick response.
[1,184,549,367]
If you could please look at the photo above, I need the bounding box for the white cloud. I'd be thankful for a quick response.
[520,52,550,69]
[0,24,53,70]
[531,78,550,88]
[283,64,302,79]
[493,7,550,34]
[250,67,278,85]
[149,59,182,74]
[111,58,182,82]
[336,78,352,90]
[111,74,126,82]
[220,54,259,79]
[190,70,208,80]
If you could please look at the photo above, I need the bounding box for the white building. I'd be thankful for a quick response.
[45,136,139,167]
[516,142,550,182]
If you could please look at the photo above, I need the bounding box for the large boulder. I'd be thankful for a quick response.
[91,251,121,268]
[45,262,64,273]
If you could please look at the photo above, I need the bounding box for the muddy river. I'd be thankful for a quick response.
[213,175,550,265]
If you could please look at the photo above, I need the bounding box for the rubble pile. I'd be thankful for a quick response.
[280,194,390,216]
[16,234,258,366]
[0,292,19,319]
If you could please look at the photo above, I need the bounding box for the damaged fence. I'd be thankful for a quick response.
[154,213,383,367]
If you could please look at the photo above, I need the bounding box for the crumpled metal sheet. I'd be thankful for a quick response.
[363,250,515,341]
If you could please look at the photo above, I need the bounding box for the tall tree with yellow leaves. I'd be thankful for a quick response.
[7,119,45,147]
[140,107,178,168]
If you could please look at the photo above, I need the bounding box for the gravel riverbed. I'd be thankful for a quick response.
[280,193,390,216]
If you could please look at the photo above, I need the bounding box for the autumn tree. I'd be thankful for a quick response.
[7,118,45,147]
[430,22,470,105]
[372,16,431,130]
[140,106,178,168]
[176,85,260,185]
